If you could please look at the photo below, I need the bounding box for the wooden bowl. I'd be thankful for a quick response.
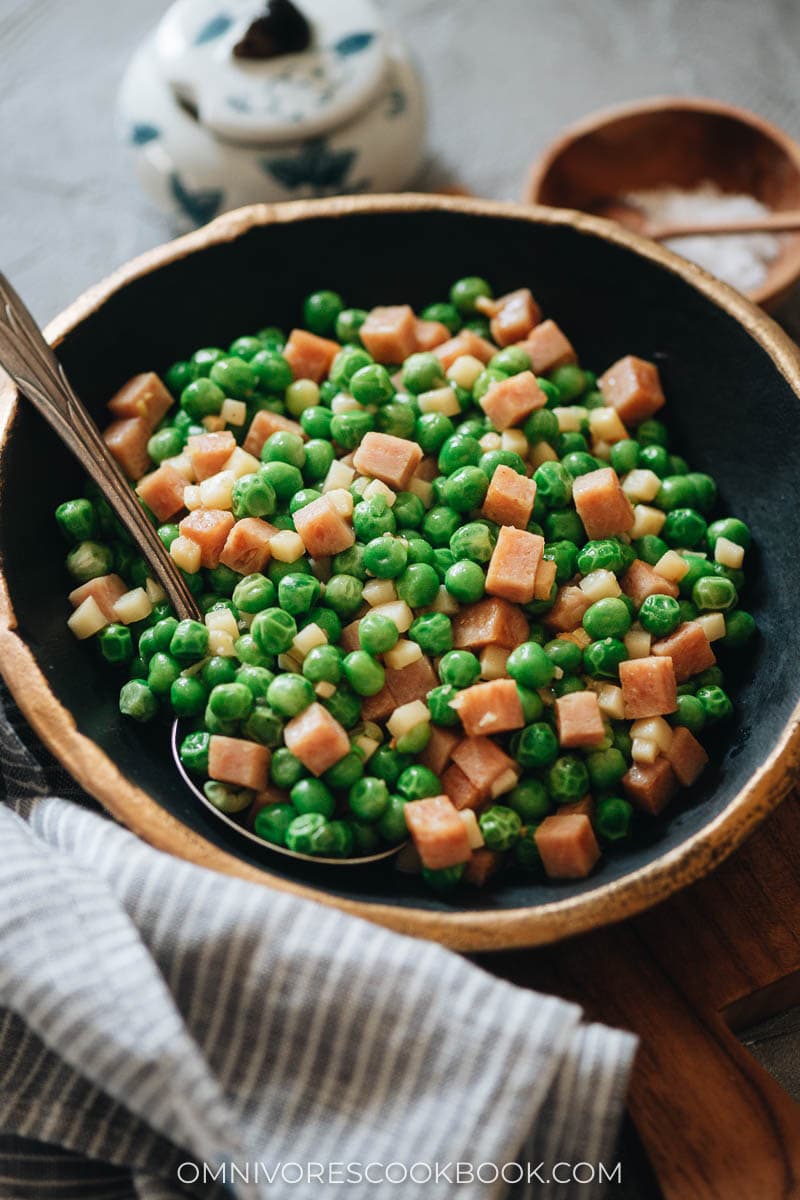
[525,96,800,308]
[2,194,800,951]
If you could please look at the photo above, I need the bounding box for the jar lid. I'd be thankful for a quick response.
[155,0,388,145]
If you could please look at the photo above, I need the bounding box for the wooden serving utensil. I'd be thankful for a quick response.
[600,199,800,242]
[0,272,200,622]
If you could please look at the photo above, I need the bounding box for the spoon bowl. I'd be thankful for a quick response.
[525,96,800,307]
[171,719,407,867]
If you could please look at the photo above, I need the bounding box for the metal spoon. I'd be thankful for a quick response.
[0,272,200,620]
[0,273,404,868]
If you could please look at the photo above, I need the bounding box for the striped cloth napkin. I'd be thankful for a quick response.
[0,682,636,1199]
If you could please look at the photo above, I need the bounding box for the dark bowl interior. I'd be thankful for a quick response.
[2,206,798,916]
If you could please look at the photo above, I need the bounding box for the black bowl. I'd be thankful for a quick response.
[2,196,800,950]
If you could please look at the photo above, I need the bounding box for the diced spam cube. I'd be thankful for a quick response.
[535,814,600,879]
[651,621,716,683]
[482,464,537,528]
[385,654,437,706]
[359,305,417,364]
[361,685,396,722]
[464,848,502,886]
[352,431,422,490]
[243,409,306,458]
[485,526,545,604]
[135,464,187,521]
[598,355,665,425]
[665,726,709,786]
[442,762,482,810]
[293,493,355,558]
[107,372,172,429]
[622,559,680,608]
[533,557,558,601]
[623,757,678,815]
[619,656,678,719]
[454,597,530,650]
[208,735,269,792]
[178,509,235,569]
[414,317,450,351]
[489,288,541,346]
[187,431,237,481]
[543,585,593,632]
[573,467,635,540]
[69,573,128,621]
[404,795,472,870]
[555,690,605,749]
[283,702,350,776]
[519,319,577,374]
[219,517,276,574]
[103,417,151,480]
[450,678,525,737]
[451,736,517,799]
[420,727,460,775]
[434,330,495,371]
[480,371,547,430]
[283,328,340,382]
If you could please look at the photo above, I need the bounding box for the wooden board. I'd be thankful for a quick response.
[483,791,800,1198]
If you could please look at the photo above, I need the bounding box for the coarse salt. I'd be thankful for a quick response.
[625,182,782,293]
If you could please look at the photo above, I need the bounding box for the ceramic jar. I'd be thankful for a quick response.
[118,0,426,225]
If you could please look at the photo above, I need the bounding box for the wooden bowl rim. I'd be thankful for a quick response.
[524,94,800,308]
[2,191,800,951]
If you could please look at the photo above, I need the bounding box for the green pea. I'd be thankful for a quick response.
[55,497,98,543]
[164,359,198,396]
[119,679,158,722]
[350,820,380,854]
[345,775,387,822]
[181,377,225,419]
[671,694,706,734]
[204,781,252,814]
[259,460,304,500]
[343,651,385,697]
[696,684,733,722]
[179,730,210,774]
[266,673,314,717]
[524,407,559,444]
[723,609,756,647]
[242,703,283,746]
[263,430,306,470]
[409,613,453,656]
[547,755,590,803]
[638,443,671,477]
[254,802,296,846]
[98,623,133,665]
[576,539,625,576]
[406,536,436,567]
[147,652,181,696]
[415,412,454,455]
[426,684,460,727]
[662,508,707,549]
[450,521,495,564]
[550,363,587,401]
[353,495,395,541]
[234,664,273,699]
[655,476,695,512]
[638,594,681,637]
[509,780,551,823]
[363,535,408,579]
[583,637,628,679]
[609,439,640,474]
[348,362,393,406]
[232,473,277,519]
[388,492,422,532]
[304,289,343,336]
[516,722,559,769]
[506,641,554,689]
[437,650,479,689]
[543,539,578,584]
[542,638,580,674]
[490,346,531,375]
[286,812,329,855]
[422,864,466,891]
[438,433,481,474]
[369,745,412,788]
[300,646,341,687]
[422,505,461,547]
[450,275,492,315]
[249,350,292,396]
[251,607,297,655]
[442,465,488,513]
[479,449,527,480]
[66,540,113,584]
[290,777,335,818]
[231,574,276,615]
[356,612,397,657]
[479,805,522,851]
[209,681,253,721]
[270,747,307,789]
[397,765,441,800]
[278,573,320,616]
[586,747,627,790]
[210,355,257,400]
[199,656,235,690]
[323,574,363,618]
[169,675,207,718]
[534,461,573,509]
[377,794,409,843]
[582,597,631,641]
[395,562,439,608]
[330,410,374,449]
[596,797,633,841]
[421,301,461,333]
[306,606,341,645]
[324,749,364,791]
[444,559,485,603]
[693,575,736,612]
[375,402,415,439]
[300,406,334,440]
[335,307,368,344]
[706,517,750,552]
[400,352,444,395]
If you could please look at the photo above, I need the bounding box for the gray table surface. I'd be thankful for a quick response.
[1,0,799,1188]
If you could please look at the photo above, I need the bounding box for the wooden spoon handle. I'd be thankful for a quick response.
[650,210,800,240]
[0,273,199,621]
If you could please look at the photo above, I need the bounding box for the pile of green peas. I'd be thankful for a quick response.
[56,275,756,888]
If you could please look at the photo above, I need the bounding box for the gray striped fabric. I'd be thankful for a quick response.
[0,684,636,1199]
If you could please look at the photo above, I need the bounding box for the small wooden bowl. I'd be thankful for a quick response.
[3,195,800,951]
[526,96,800,308]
